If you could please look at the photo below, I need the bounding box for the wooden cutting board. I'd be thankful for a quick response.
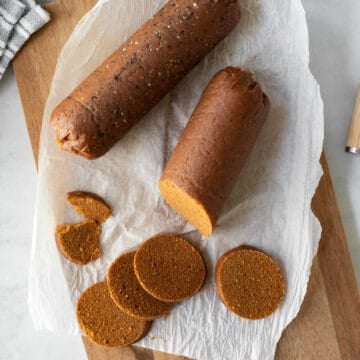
[12,1,359,359]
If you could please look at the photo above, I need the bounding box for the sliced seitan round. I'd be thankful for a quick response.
[134,234,206,302]
[77,282,151,347]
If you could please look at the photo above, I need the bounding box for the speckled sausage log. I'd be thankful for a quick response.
[158,67,270,237]
[51,0,241,159]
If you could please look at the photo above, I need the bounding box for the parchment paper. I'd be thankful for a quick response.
[29,0,324,359]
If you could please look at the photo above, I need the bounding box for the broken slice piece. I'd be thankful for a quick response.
[55,220,101,265]
[67,191,112,223]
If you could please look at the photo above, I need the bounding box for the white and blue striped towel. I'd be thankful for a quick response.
[0,0,49,79]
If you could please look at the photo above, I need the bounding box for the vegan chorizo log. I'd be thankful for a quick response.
[51,0,241,159]
[158,67,270,237]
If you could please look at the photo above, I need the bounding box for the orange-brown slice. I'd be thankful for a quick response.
[216,247,285,319]
[56,221,101,265]
[107,252,173,320]
[67,191,111,223]
[76,282,151,347]
[134,234,206,302]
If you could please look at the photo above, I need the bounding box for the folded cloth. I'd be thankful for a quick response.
[0,0,25,56]
[0,0,49,79]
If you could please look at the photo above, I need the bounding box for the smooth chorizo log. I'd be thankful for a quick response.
[158,67,270,237]
[51,0,241,159]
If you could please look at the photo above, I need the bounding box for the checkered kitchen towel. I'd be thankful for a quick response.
[0,0,49,79]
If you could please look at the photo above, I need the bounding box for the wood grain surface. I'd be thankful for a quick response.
[12,1,359,359]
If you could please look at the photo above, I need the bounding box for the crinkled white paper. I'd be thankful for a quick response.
[30,0,324,359]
